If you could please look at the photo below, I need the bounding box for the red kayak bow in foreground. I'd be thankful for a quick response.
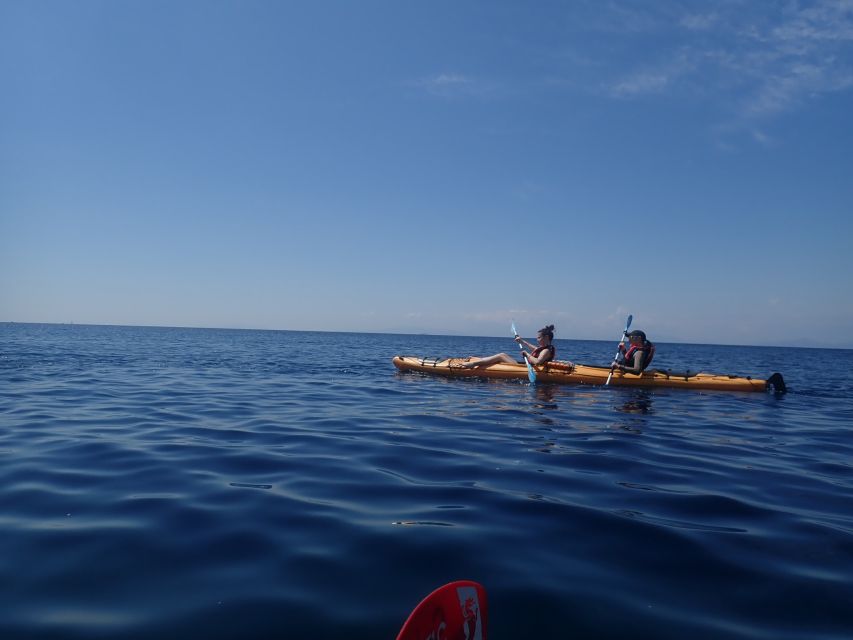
[396,581,488,640]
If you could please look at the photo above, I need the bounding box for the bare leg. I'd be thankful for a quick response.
[459,353,518,368]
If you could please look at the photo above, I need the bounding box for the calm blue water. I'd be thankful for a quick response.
[1,323,851,639]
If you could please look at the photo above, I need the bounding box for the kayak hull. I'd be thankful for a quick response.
[392,356,785,393]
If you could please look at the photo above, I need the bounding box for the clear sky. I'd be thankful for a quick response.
[2,1,852,347]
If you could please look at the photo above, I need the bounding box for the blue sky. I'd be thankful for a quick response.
[2,1,852,347]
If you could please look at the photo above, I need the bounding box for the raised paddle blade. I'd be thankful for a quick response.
[396,580,488,640]
[511,321,536,384]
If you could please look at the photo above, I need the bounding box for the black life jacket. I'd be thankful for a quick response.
[532,344,556,364]
[624,341,655,371]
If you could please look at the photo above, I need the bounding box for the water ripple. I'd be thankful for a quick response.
[1,324,852,639]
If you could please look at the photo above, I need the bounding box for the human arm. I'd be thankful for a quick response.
[616,349,646,375]
[514,336,537,351]
[522,345,554,366]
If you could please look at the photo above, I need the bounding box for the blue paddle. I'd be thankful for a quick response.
[605,314,633,386]
[512,321,537,384]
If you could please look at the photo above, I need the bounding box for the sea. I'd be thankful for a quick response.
[1,323,851,639]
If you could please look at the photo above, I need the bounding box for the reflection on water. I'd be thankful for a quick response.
[610,389,654,434]
[617,389,654,415]
[531,385,559,427]
[533,385,558,407]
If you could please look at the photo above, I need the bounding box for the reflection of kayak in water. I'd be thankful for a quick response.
[393,356,786,393]
[397,581,487,640]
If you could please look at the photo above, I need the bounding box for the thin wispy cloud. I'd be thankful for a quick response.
[460,309,574,325]
[597,1,853,122]
[609,71,671,97]
[745,61,853,116]
[769,1,853,46]
[608,52,694,98]
[414,72,479,97]
[750,128,775,146]
[680,13,719,31]
[739,2,853,117]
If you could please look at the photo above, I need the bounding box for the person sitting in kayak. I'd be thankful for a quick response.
[615,330,655,375]
[461,324,557,369]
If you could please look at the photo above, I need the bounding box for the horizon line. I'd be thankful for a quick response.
[3,320,850,352]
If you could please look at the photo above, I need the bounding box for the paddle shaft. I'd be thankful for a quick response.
[605,315,633,386]
[512,322,536,383]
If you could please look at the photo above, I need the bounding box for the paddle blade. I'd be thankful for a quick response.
[511,321,518,337]
[396,580,488,640]
[625,314,633,332]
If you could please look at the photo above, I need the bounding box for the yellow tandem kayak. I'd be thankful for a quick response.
[392,356,787,393]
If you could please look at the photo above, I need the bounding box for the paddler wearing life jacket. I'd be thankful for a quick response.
[516,324,557,366]
[615,329,655,375]
[460,324,557,369]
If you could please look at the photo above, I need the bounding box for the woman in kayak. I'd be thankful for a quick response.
[460,324,557,369]
[615,330,655,375]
